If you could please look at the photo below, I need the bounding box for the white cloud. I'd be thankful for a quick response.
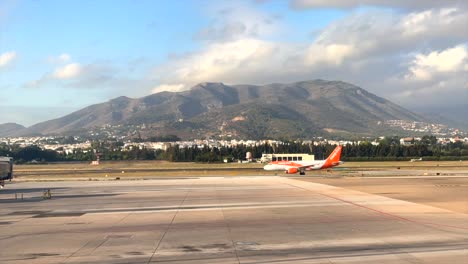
[306,44,354,66]
[0,51,16,67]
[405,45,468,81]
[24,60,153,99]
[153,38,285,89]
[416,45,467,72]
[18,2,468,114]
[48,53,71,64]
[306,8,468,62]
[290,0,465,10]
[392,77,468,108]
[52,63,82,79]
[194,3,281,42]
[151,5,468,111]
[58,53,71,62]
[152,84,186,93]
[400,8,468,38]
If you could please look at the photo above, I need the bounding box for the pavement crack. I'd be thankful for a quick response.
[217,183,241,264]
[146,180,192,263]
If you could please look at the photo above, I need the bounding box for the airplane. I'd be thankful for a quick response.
[263,146,344,175]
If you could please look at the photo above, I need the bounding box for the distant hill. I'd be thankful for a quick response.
[18,80,427,139]
[414,105,468,130]
[0,123,26,137]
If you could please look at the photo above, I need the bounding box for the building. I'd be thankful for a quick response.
[400,137,415,145]
[260,153,315,163]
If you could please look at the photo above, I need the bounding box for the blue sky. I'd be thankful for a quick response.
[0,0,467,125]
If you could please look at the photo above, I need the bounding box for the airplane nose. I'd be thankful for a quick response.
[263,165,274,171]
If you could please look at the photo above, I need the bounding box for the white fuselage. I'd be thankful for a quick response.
[263,160,325,171]
[263,146,344,173]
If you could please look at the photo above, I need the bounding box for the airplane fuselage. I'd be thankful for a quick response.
[264,160,344,171]
[263,146,344,174]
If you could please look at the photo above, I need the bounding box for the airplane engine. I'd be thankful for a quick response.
[286,168,298,174]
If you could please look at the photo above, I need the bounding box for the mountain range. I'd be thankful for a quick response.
[0,123,26,137]
[1,80,433,139]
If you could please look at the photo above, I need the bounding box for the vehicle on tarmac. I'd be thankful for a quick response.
[263,146,343,175]
[0,157,13,188]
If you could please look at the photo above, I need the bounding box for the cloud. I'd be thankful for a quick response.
[385,44,468,108]
[305,44,354,66]
[23,59,154,99]
[152,5,468,111]
[17,2,466,116]
[306,8,468,61]
[58,53,71,62]
[405,45,468,81]
[24,62,109,89]
[153,38,297,89]
[48,53,71,64]
[0,51,16,67]
[290,0,466,10]
[400,8,468,40]
[52,63,82,79]
[194,3,281,42]
[392,76,468,109]
[152,84,185,93]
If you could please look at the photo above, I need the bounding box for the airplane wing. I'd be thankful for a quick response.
[296,162,322,170]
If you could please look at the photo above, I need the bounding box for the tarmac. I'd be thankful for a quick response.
[1,176,468,264]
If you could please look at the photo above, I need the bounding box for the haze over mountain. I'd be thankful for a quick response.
[414,106,468,130]
[0,123,26,137]
[4,80,430,139]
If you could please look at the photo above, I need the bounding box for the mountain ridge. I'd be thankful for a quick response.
[0,123,26,137]
[5,80,431,139]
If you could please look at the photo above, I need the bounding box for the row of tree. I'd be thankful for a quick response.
[0,136,467,163]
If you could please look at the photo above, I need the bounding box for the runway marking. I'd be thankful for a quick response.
[5,199,408,218]
[56,200,339,212]
[74,203,344,215]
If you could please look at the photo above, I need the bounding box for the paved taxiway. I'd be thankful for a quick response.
[1,176,467,264]
[296,175,468,214]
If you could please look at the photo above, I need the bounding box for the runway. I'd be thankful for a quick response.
[1,176,467,263]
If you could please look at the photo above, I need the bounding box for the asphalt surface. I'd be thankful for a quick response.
[1,176,467,263]
[295,175,468,214]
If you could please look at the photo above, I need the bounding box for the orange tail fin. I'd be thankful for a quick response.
[323,146,342,167]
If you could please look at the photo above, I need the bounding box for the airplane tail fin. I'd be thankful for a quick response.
[323,146,343,167]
